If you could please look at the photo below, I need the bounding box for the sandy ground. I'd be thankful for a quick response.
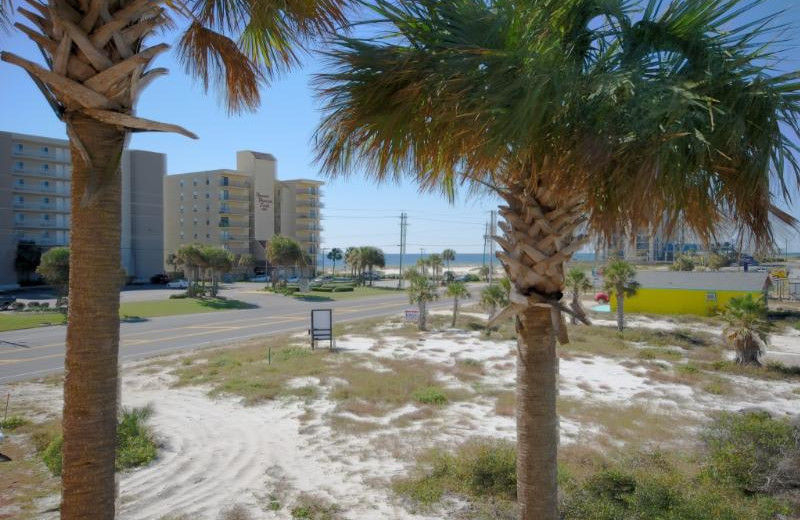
[6,313,800,519]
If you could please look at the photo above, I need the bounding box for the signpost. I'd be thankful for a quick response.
[404,309,419,322]
[310,309,333,350]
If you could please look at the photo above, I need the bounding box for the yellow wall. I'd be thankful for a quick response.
[610,288,764,316]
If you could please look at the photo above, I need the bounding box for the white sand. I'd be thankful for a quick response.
[6,315,799,519]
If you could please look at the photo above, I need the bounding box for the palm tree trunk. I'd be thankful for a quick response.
[616,287,624,332]
[419,299,427,330]
[62,115,125,519]
[516,305,558,520]
[571,292,579,325]
[492,186,586,520]
[452,297,459,327]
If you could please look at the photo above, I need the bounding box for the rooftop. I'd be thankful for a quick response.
[634,271,770,292]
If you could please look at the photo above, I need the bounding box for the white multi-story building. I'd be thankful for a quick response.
[0,131,166,288]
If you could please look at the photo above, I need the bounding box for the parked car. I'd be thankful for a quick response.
[287,276,300,283]
[150,274,170,284]
[0,293,16,310]
[249,275,270,283]
[167,279,189,289]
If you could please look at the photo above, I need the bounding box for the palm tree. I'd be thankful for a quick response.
[564,267,592,325]
[345,246,361,278]
[267,235,306,286]
[416,256,429,278]
[236,253,255,277]
[445,281,470,327]
[442,248,456,274]
[406,267,438,330]
[360,246,385,285]
[480,282,509,320]
[721,294,770,366]
[603,260,639,332]
[2,1,350,515]
[37,246,70,298]
[312,1,800,517]
[327,247,343,276]
[176,243,207,296]
[203,245,234,297]
[428,253,443,284]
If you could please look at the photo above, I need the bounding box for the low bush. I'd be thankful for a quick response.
[412,386,449,405]
[26,301,40,309]
[39,406,158,476]
[332,286,354,293]
[169,293,189,299]
[290,493,341,519]
[10,301,25,310]
[462,274,481,282]
[40,302,50,309]
[0,415,29,430]
[703,410,799,494]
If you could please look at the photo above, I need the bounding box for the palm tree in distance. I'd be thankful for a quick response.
[442,248,456,274]
[1,1,350,516]
[313,1,800,517]
[406,267,439,330]
[446,281,470,327]
[721,294,770,366]
[428,253,443,284]
[603,260,639,332]
[564,267,593,325]
[327,247,343,276]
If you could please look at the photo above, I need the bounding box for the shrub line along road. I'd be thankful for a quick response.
[0,284,459,384]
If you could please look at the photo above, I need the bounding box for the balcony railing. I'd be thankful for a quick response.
[13,149,70,162]
[218,220,248,228]
[12,185,65,195]
[219,206,249,215]
[295,199,324,208]
[219,179,248,188]
[295,188,321,196]
[220,234,249,242]
[15,236,66,246]
[221,194,250,202]
[12,167,70,179]
[13,202,70,212]
[14,220,67,229]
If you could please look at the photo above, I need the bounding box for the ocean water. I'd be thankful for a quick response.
[319,252,596,269]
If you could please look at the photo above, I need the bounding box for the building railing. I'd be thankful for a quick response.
[295,199,324,208]
[220,234,249,241]
[12,185,64,194]
[295,188,321,196]
[219,206,249,215]
[219,179,248,188]
[13,202,70,212]
[14,221,66,229]
[221,194,250,202]
[218,220,248,228]
[12,167,70,179]
[13,149,70,162]
[16,236,66,246]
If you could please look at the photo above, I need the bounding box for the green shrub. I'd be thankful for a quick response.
[10,301,25,310]
[463,273,481,282]
[0,415,28,430]
[116,406,158,470]
[40,302,50,309]
[42,434,63,475]
[702,411,797,493]
[39,407,158,476]
[766,361,800,377]
[169,293,188,299]
[412,386,449,405]
[26,301,40,309]
[331,286,354,293]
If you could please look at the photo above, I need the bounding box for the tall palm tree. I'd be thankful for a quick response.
[2,1,350,516]
[267,235,305,285]
[564,267,592,325]
[721,293,770,365]
[312,1,800,517]
[327,247,343,275]
[442,248,456,273]
[428,253,443,284]
[446,281,470,327]
[203,245,233,297]
[406,267,438,330]
[603,260,639,332]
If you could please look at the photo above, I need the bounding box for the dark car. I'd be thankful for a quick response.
[0,294,17,310]
[150,274,170,285]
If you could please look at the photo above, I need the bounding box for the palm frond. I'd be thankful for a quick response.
[314,0,800,249]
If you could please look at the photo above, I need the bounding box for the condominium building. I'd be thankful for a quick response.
[163,151,323,269]
[0,131,166,288]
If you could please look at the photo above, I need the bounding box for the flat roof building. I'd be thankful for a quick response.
[0,131,166,289]
[163,151,323,271]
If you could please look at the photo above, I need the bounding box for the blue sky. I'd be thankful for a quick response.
[1,0,799,254]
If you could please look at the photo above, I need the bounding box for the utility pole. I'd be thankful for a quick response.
[398,212,407,288]
[482,222,489,268]
[420,248,426,277]
[488,210,496,284]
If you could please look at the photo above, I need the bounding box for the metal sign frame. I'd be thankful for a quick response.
[310,308,333,350]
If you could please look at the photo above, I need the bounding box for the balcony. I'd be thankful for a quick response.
[15,236,67,246]
[12,167,70,180]
[219,178,249,189]
[220,234,249,242]
[13,202,70,212]
[296,213,319,220]
[14,220,68,229]
[218,220,248,229]
[295,188,321,196]
[221,193,250,202]
[219,205,249,215]
[295,199,324,209]
[12,184,66,195]
[13,148,70,162]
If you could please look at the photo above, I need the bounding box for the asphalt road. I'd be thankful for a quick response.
[0,284,451,385]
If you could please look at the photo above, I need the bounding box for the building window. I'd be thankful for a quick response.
[193,179,197,186]
[180,218,184,225]
[17,178,24,185]
[180,194,184,200]
[43,181,49,187]
[193,233,198,239]
[43,197,49,204]
[14,143,23,153]
[41,163,49,171]
[222,176,229,186]
[222,190,229,200]
[193,205,197,212]
[206,233,211,239]
[706,292,717,302]
[180,180,184,187]
[193,192,198,199]
[205,177,210,185]
[206,219,210,225]
[220,217,229,227]
[180,231,185,238]
[14,161,23,170]
[41,146,49,153]
[205,193,210,199]
[193,218,198,225]
[206,205,210,211]
[43,214,50,221]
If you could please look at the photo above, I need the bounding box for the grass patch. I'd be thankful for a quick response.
[293,286,402,302]
[702,360,800,381]
[0,311,66,331]
[290,493,342,519]
[412,386,449,405]
[120,297,255,318]
[0,415,29,430]
[34,407,158,477]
